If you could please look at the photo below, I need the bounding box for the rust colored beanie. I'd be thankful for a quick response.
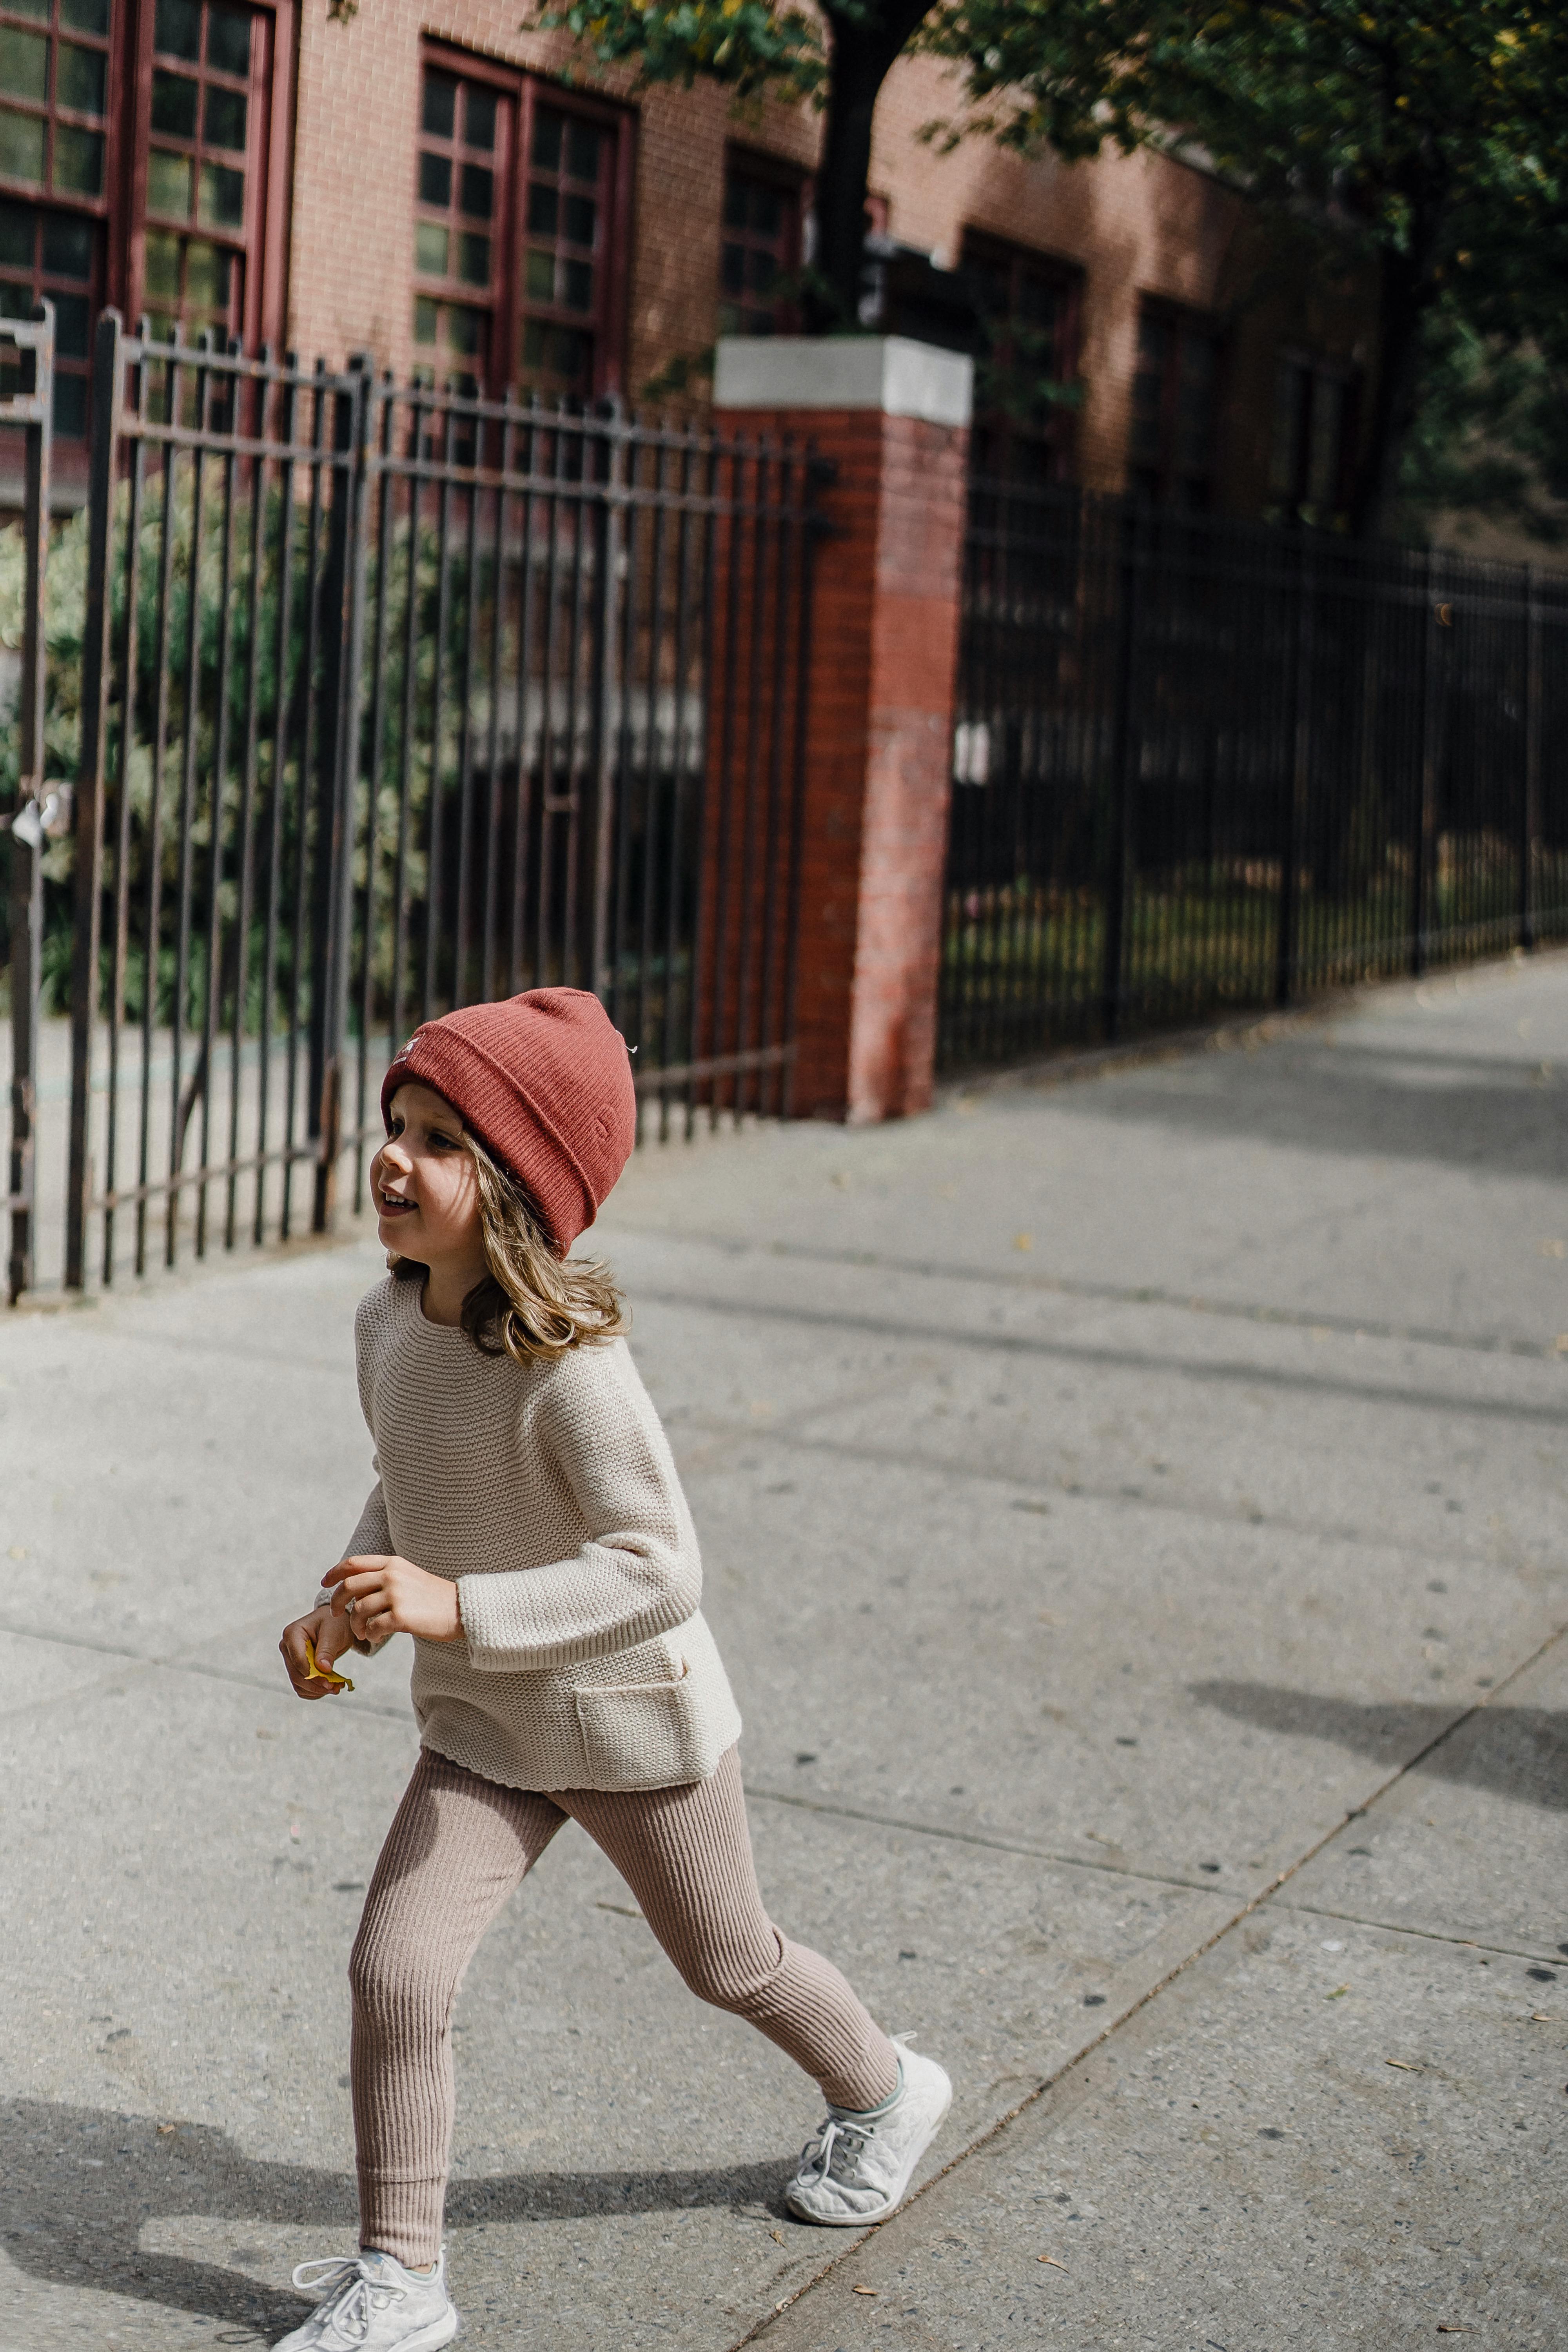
[380,988,636,1254]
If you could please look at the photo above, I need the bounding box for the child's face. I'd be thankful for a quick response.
[373,1083,484,1270]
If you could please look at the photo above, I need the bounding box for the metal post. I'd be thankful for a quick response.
[588,401,626,1005]
[4,301,52,1303]
[312,357,371,1234]
[1102,504,1142,1040]
[1276,533,1316,1007]
[65,310,122,1291]
[1411,552,1444,976]
[1522,563,1541,952]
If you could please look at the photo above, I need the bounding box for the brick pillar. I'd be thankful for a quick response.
[715,335,971,1122]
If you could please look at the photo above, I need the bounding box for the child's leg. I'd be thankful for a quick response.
[349,1749,567,2265]
[565,1748,899,2113]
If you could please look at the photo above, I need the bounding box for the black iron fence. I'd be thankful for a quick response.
[942,479,1568,1069]
[1,314,818,1299]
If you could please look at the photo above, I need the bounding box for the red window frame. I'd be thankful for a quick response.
[1129,299,1225,512]
[961,231,1082,485]
[413,43,634,405]
[718,146,806,339]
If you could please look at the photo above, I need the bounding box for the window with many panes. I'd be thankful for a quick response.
[718,151,804,338]
[961,234,1081,483]
[1128,303,1223,510]
[1268,354,1354,528]
[412,50,630,403]
[142,0,272,345]
[0,0,287,446]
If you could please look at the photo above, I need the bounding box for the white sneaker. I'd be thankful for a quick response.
[273,2250,459,2350]
[785,2037,952,2225]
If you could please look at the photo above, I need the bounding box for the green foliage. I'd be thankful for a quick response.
[532,0,829,100]
[1396,305,1568,546]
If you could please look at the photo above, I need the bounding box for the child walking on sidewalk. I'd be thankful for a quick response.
[276,989,950,2352]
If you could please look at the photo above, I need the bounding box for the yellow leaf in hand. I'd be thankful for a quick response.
[304,1635,354,1693]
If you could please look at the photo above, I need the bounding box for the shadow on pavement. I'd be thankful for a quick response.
[1192,1681,1568,1808]
[1046,1040,1564,1179]
[0,2099,791,2337]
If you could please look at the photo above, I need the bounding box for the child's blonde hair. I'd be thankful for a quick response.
[391,1129,626,1363]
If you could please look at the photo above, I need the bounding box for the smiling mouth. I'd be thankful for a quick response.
[378,1194,417,1218]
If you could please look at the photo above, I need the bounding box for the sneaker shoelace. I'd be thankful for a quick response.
[289,2258,406,2346]
[799,2111,880,2186]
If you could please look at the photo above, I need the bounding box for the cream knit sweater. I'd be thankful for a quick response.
[334,1273,741,1793]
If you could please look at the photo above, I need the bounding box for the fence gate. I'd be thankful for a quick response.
[49,313,816,1298]
[2,301,52,1306]
[941,476,1568,1071]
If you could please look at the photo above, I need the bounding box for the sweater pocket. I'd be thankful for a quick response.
[573,1655,718,1789]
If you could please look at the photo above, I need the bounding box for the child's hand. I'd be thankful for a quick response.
[279,1604,356,1699]
[323,1553,463,1645]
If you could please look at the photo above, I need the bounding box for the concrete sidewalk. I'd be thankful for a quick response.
[1,951,1564,2350]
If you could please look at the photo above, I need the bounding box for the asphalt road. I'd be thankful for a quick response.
[1,950,1564,2350]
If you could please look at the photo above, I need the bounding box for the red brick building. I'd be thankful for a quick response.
[1,0,1371,520]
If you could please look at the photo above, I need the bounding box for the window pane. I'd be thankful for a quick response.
[53,122,102,192]
[154,0,201,59]
[722,178,747,230]
[4,0,48,18]
[148,149,193,215]
[0,109,46,188]
[144,226,181,298]
[0,281,31,318]
[526,181,557,236]
[751,184,781,236]
[744,246,773,292]
[418,151,450,207]
[413,293,437,343]
[203,83,247,149]
[563,192,595,246]
[458,162,492,218]
[152,69,199,137]
[0,200,31,267]
[564,118,599,181]
[445,301,483,356]
[198,160,244,227]
[562,256,592,311]
[53,286,89,352]
[524,247,553,299]
[465,86,496,150]
[457,229,488,285]
[415,220,448,274]
[0,28,49,100]
[531,107,561,170]
[207,2,252,74]
[184,236,230,308]
[43,209,92,275]
[58,43,107,113]
[422,70,456,138]
[719,241,744,297]
[1307,377,1345,511]
[61,0,111,34]
[52,367,86,434]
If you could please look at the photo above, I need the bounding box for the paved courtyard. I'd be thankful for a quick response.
[1,950,1564,2350]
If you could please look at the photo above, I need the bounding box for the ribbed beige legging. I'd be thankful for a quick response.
[348,1745,899,2265]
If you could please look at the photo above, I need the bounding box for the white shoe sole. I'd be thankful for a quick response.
[278,2305,459,2351]
[785,2063,953,2227]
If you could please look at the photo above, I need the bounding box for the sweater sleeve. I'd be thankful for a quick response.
[315,1285,396,1644]
[456,1342,702,1673]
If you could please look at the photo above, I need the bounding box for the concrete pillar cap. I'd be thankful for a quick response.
[713,334,973,428]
